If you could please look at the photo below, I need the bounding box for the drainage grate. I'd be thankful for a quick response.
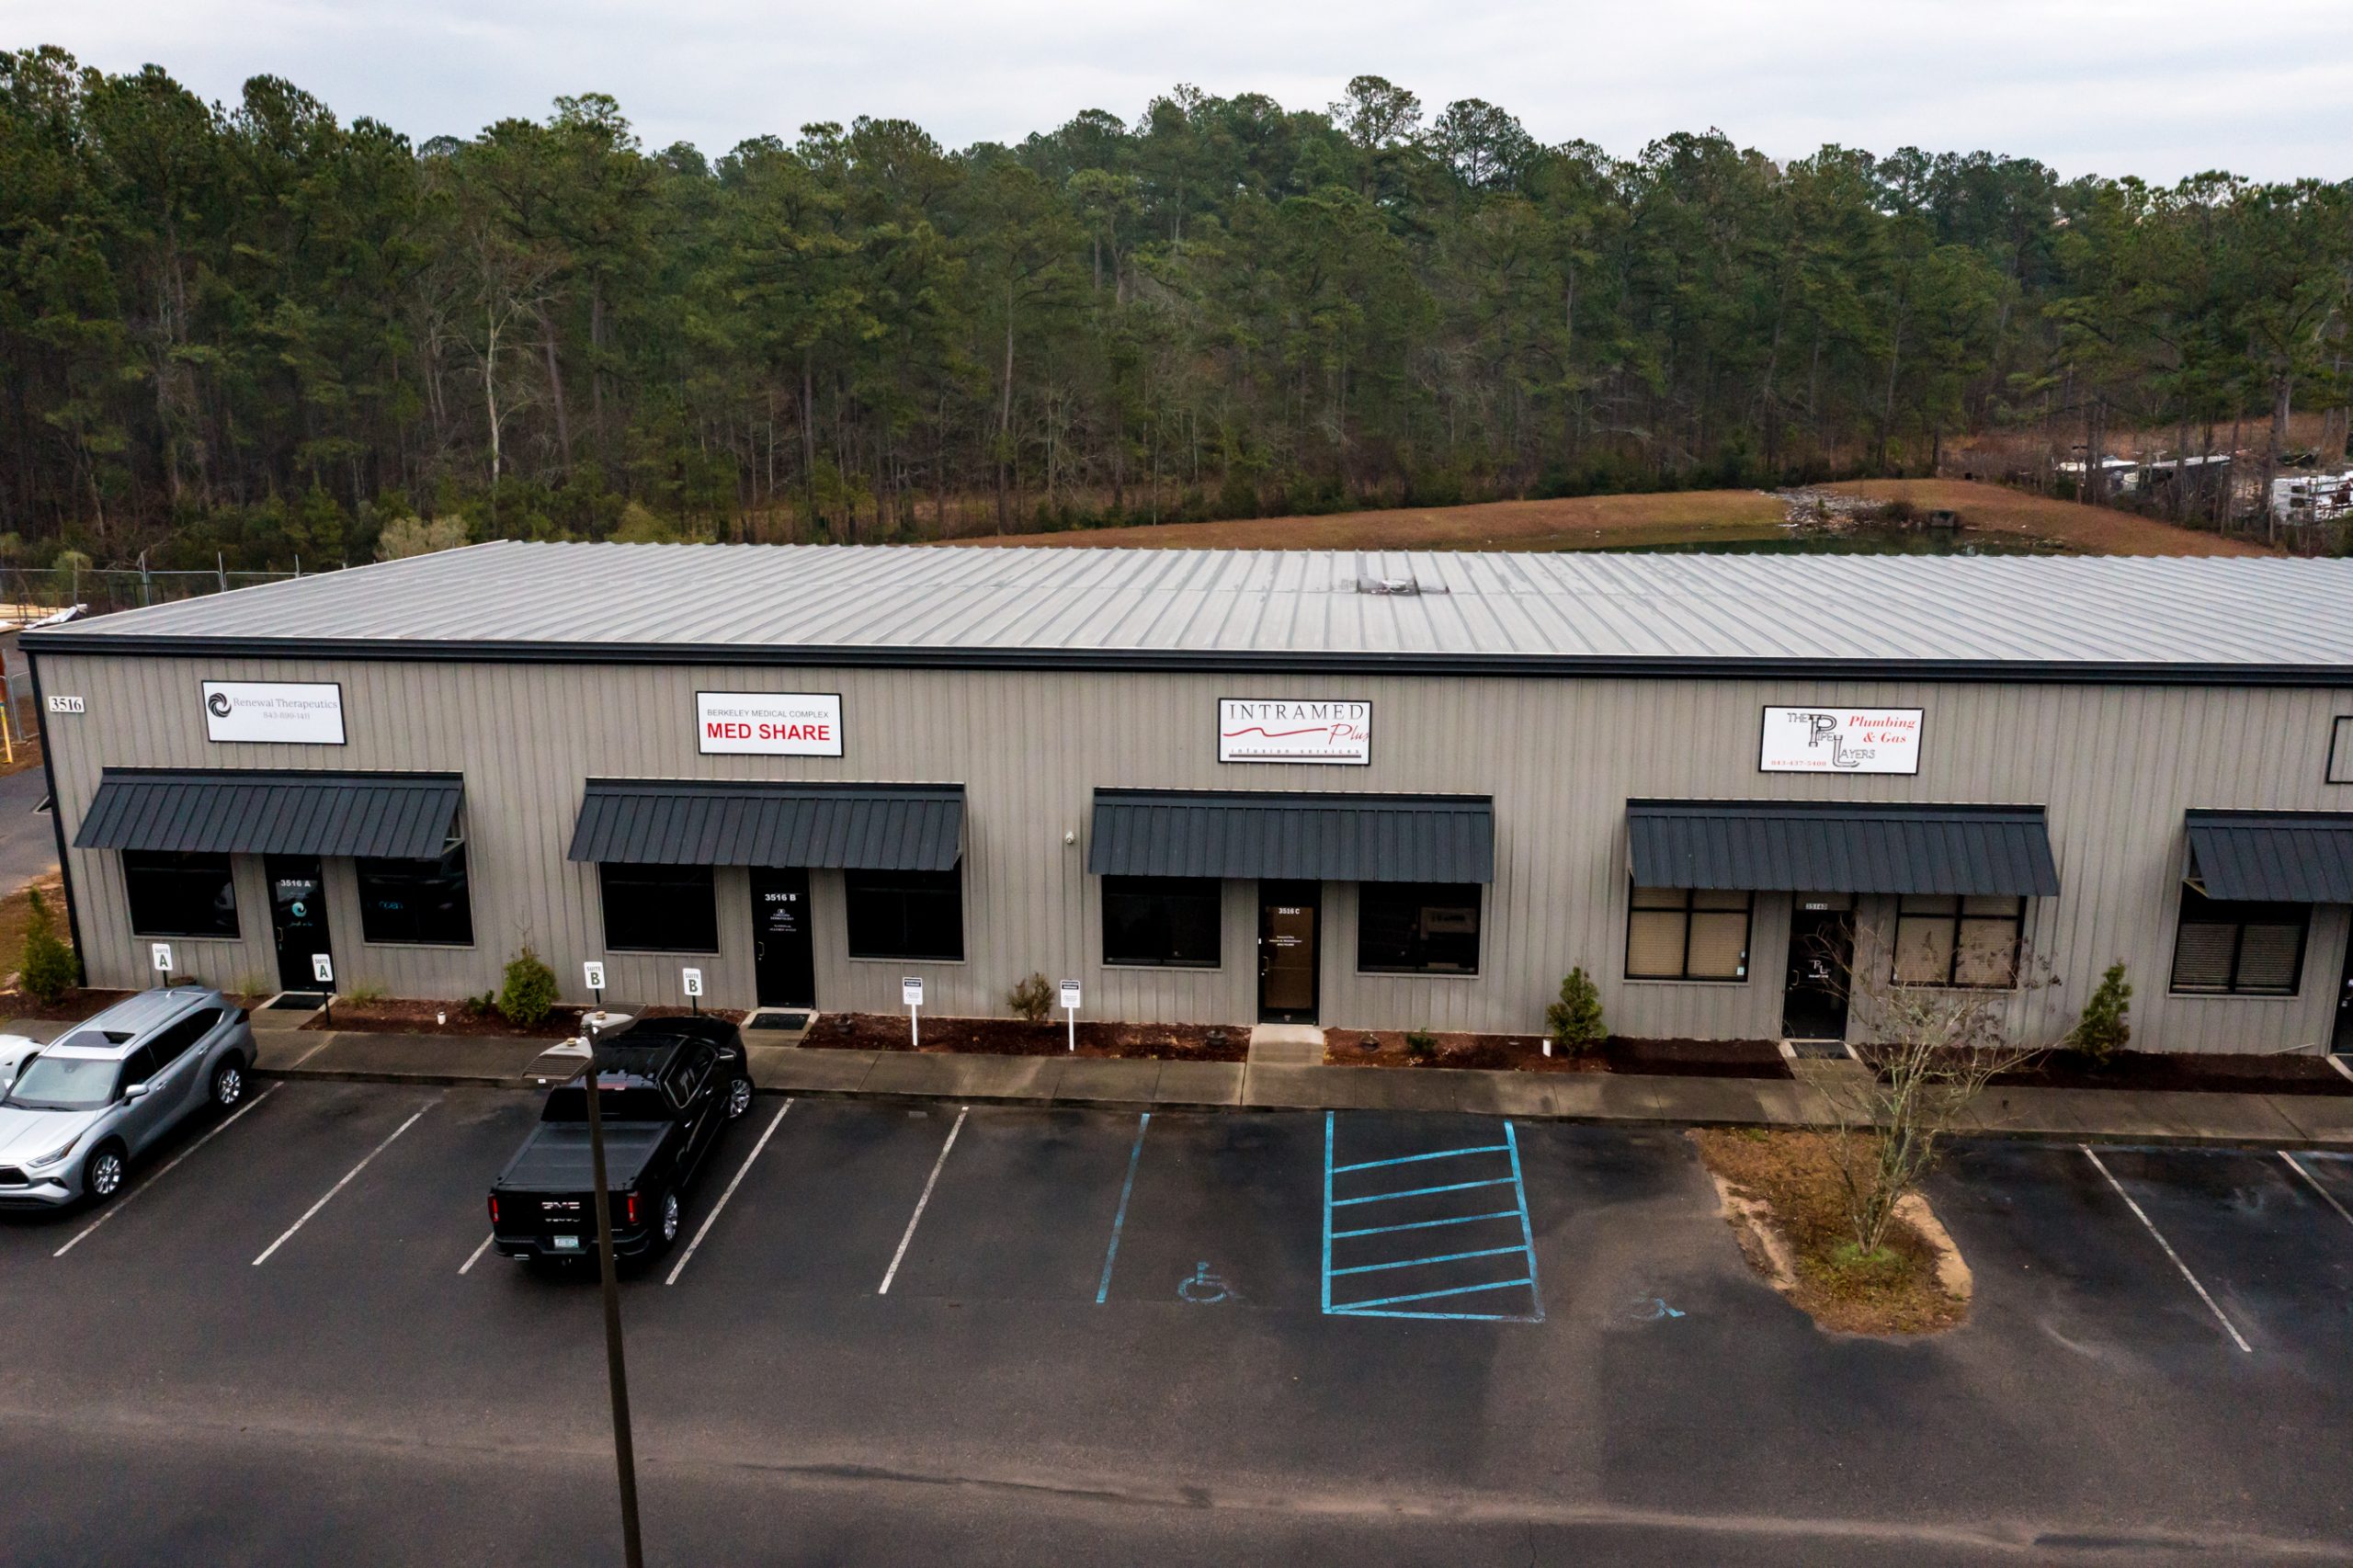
[264,992,327,1010]
[745,1009,812,1032]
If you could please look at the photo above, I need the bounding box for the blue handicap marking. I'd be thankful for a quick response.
[1178,1261,1233,1304]
[1321,1115,1544,1323]
[1631,1296,1686,1322]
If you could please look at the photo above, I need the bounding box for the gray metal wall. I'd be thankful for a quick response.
[30,649,2353,1054]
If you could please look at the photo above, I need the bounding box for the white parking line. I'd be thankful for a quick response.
[2279,1152,2353,1233]
[253,1103,432,1267]
[878,1106,966,1295]
[667,1099,793,1286]
[287,1036,338,1069]
[2080,1145,2252,1354]
[459,1232,497,1275]
[53,1085,283,1259]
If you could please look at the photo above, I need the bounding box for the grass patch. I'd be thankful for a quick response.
[1690,1128,1969,1336]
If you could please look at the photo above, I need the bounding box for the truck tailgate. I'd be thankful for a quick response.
[496,1123,667,1193]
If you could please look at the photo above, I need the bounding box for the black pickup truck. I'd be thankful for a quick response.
[488,1015,753,1265]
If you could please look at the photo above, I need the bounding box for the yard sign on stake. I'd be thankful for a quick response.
[1060,979,1081,1052]
[903,976,924,1047]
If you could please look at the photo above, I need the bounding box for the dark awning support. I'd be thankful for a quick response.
[567,779,963,871]
[74,768,462,859]
[2185,810,2353,903]
[1087,790,1494,884]
[1626,800,2060,896]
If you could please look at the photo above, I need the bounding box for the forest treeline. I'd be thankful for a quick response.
[4,46,2350,570]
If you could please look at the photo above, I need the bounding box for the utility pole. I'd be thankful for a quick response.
[581,1019,646,1568]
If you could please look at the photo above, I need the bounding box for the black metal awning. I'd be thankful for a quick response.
[1087,790,1494,883]
[1626,800,2060,896]
[74,769,462,859]
[2185,810,2353,903]
[567,779,963,870]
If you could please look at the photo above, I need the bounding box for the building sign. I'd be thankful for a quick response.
[697,691,843,756]
[202,681,345,745]
[1218,699,1372,766]
[1759,707,1923,775]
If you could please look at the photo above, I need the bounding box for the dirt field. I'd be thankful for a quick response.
[972,480,2273,557]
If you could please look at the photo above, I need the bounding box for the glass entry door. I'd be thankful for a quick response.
[1780,904,1853,1041]
[750,866,815,1007]
[1257,881,1319,1024]
[266,855,332,994]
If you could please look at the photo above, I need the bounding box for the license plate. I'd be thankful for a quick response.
[552,1234,582,1251]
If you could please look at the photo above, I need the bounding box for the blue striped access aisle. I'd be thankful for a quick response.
[1320,1112,1543,1323]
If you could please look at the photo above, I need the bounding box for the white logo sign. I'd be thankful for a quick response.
[312,952,335,984]
[45,694,83,714]
[697,691,843,756]
[681,967,705,998]
[1218,699,1372,766]
[901,976,925,1007]
[1058,980,1081,1011]
[203,681,346,745]
[1760,707,1924,775]
[150,942,174,973]
[583,960,607,992]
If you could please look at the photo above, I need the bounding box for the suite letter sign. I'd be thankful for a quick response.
[1760,707,1924,775]
[202,681,345,745]
[1218,698,1372,766]
[697,691,844,756]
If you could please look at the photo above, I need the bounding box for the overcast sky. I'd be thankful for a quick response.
[10,0,2351,183]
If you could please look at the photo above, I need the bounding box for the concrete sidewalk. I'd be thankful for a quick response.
[211,1024,2353,1151]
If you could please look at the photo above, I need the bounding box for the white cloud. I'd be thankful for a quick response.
[7,0,2348,181]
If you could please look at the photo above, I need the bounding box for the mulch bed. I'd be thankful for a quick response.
[0,988,138,1022]
[1330,1030,1792,1080]
[299,998,746,1039]
[1992,1048,2353,1096]
[804,1011,1249,1062]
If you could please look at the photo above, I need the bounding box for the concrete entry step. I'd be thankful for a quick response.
[1247,1024,1326,1067]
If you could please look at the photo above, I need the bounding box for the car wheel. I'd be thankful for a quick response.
[85,1141,128,1203]
[658,1189,682,1248]
[210,1058,245,1109]
[725,1075,753,1120]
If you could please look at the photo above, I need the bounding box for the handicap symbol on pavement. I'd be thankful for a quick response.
[1177,1261,1233,1304]
[1631,1296,1686,1322]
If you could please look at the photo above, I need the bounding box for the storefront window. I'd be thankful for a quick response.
[1102,876,1221,968]
[124,850,239,937]
[2170,886,2306,995]
[846,867,964,960]
[1893,895,2023,987]
[1358,882,1481,974]
[1626,886,1750,981]
[599,863,719,953]
[357,846,475,946]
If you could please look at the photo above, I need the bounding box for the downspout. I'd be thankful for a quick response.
[24,649,83,971]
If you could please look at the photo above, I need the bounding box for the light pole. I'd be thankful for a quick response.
[581,1012,645,1568]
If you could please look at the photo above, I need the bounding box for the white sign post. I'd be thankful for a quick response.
[1059,979,1081,1052]
[682,966,704,1014]
[583,960,607,1006]
[902,975,924,1047]
[1759,707,1924,775]
[312,952,334,986]
[150,942,173,984]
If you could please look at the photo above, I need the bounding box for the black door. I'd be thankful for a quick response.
[266,854,332,994]
[1780,907,1853,1041]
[750,867,815,1007]
[2335,934,2353,1055]
[1257,881,1320,1024]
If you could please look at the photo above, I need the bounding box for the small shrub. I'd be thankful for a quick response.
[1006,971,1053,1024]
[347,981,389,1005]
[1544,967,1607,1054]
[232,972,270,1000]
[1404,1028,1438,1059]
[19,888,79,1004]
[496,947,559,1028]
[2072,961,2132,1063]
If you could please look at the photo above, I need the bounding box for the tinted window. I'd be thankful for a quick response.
[124,851,238,937]
[845,868,964,960]
[147,1008,222,1067]
[6,1054,122,1110]
[1626,887,1752,981]
[1357,882,1482,974]
[599,864,718,953]
[358,847,474,946]
[116,1045,160,1093]
[2170,887,2307,996]
[665,1044,714,1108]
[542,1084,674,1122]
[1102,877,1221,968]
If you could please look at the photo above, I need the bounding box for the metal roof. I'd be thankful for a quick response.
[26,541,2353,682]
[2185,810,2353,903]
[74,769,461,859]
[567,779,964,870]
[1088,790,1495,883]
[1626,800,2061,896]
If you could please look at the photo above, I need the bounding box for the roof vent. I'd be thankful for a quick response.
[1355,575,1446,597]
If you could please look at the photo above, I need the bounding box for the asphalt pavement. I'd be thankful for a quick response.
[0,760,57,895]
[4,1084,2351,1565]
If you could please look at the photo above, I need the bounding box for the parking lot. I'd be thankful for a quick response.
[5,1080,2353,1565]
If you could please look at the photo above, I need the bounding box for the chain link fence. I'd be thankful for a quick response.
[0,562,310,620]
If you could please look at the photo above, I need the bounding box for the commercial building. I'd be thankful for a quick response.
[23,543,2353,1055]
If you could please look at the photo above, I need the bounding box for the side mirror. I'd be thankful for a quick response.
[122,1082,151,1101]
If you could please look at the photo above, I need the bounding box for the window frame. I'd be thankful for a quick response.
[1623,885,1754,983]
[597,862,721,955]
[121,850,240,939]
[2168,884,2310,997]
[356,843,477,948]
[1891,894,2026,989]
[1354,881,1483,977]
[843,866,966,962]
[1099,875,1223,970]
